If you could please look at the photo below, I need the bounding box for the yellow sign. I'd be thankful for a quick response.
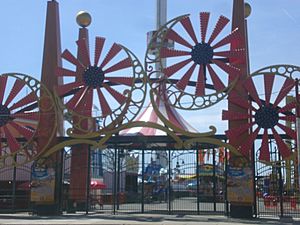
[227,166,253,203]
[30,166,55,203]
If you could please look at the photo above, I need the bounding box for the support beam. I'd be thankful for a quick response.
[228,0,254,218]
[69,23,91,210]
[34,0,63,215]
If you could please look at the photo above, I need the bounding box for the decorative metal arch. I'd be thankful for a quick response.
[148,88,217,137]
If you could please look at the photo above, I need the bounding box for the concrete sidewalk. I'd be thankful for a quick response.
[0,213,299,225]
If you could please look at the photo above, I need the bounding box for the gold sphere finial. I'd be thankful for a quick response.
[76,11,92,28]
[244,2,252,18]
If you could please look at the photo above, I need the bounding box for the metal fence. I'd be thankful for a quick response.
[255,140,300,218]
[61,148,227,215]
[2,144,300,218]
[0,155,32,212]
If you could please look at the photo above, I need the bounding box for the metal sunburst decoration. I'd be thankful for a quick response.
[146,12,244,110]
[56,37,146,134]
[0,73,56,167]
[223,67,297,161]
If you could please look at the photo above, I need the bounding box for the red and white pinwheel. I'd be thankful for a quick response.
[222,73,296,161]
[0,74,40,158]
[159,12,243,96]
[56,37,137,128]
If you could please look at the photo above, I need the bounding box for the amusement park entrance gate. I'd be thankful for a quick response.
[62,148,227,215]
[2,140,300,218]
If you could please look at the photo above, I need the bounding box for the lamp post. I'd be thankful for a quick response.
[117,149,125,210]
[174,158,185,175]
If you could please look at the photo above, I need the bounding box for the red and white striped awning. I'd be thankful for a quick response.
[121,95,197,136]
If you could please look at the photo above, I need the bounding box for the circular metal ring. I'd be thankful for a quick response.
[55,37,147,137]
[145,13,242,111]
[0,73,57,168]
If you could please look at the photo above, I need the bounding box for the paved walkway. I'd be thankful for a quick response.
[0,213,299,225]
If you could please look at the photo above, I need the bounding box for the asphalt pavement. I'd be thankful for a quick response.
[0,213,299,225]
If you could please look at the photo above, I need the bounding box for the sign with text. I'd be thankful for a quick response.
[227,165,253,203]
[30,164,55,203]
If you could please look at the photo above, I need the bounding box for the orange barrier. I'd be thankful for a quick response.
[291,197,297,209]
[264,196,277,208]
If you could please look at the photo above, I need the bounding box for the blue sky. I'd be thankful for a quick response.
[1,0,300,76]
[1,0,300,133]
